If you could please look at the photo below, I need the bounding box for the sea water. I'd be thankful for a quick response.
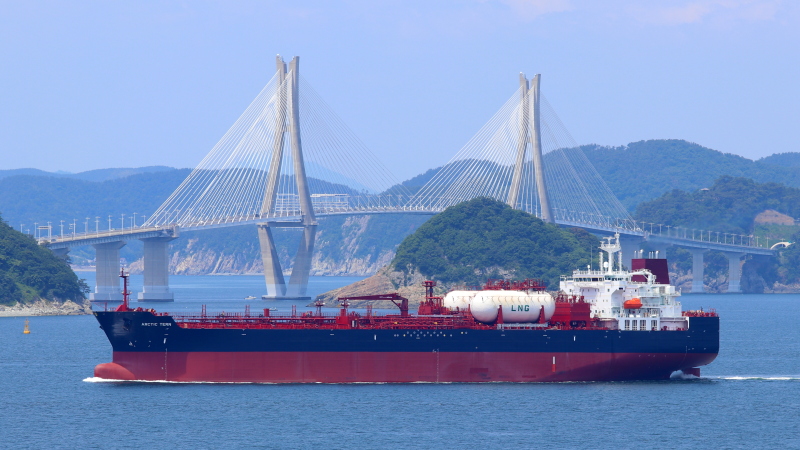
[1,275,799,448]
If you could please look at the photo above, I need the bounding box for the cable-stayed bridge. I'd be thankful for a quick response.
[40,56,772,300]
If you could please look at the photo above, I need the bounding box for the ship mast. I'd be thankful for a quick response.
[118,267,131,311]
[600,233,622,274]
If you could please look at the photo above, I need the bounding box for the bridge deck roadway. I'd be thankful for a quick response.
[646,235,773,256]
[40,212,774,257]
[40,226,178,249]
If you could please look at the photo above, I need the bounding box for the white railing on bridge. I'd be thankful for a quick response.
[636,222,770,249]
[37,225,177,246]
[36,201,780,253]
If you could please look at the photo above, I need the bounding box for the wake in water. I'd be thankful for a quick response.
[83,375,800,385]
[714,376,800,381]
[83,377,274,384]
[670,371,701,380]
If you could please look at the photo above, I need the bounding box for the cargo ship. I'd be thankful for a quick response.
[92,234,718,383]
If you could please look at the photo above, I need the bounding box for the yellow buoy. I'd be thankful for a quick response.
[23,319,30,334]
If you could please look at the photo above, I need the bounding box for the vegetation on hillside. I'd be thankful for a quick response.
[392,197,599,288]
[0,170,192,230]
[635,176,800,235]
[758,152,800,168]
[0,215,88,305]
[389,140,800,213]
[634,176,800,291]
[582,140,800,210]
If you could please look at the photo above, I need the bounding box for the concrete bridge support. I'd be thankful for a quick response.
[258,225,287,297]
[286,224,317,298]
[690,249,708,293]
[507,73,553,222]
[137,236,176,302]
[90,241,125,302]
[256,56,317,299]
[725,252,744,293]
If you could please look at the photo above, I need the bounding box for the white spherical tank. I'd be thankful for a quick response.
[469,291,555,324]
[469,293,500,323]
[443,291,476,311]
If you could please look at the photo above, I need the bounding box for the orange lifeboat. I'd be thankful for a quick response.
[623,298,642,309]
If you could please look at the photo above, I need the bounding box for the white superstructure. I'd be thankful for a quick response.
[559,233,687,331]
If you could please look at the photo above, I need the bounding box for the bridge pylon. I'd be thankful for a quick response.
[506,73,553,223]
[258,55,317,299]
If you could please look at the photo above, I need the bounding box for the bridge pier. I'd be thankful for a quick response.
[725,252,744,293]
[90,241,125,302]
[690,249,708,293]
[137,236,176,302]
[258,222,317,300]
[258,225,287,298]
[286,224,317,298]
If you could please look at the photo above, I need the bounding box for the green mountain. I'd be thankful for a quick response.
[634,176,800,235]
[0,170,192,228]
[582,140,800,210]
[390,139,800,212]
[317,197,602,305]
[634,176,800,292]
[0,215,88,305]
[758,153,800,168]
[392,197,599,289]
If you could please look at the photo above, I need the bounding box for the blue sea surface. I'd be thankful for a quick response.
[1,275,799,449]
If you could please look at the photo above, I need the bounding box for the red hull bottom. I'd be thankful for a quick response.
[95,351,716,383]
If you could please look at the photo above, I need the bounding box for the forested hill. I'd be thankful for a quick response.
[0,169,192,227]
[0,216,87,305]
[758,152,800,168]
[582,140,800,209]
[634,176,800,235]
[633,176,800,293]
[392,197,599,289]
[391,140,800,211]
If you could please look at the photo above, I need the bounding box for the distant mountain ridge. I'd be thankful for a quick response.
[0,166,176,182]
[2,141,799,279]
[757,152,800,168]
[393,140,800,210]
[581,140,800,209]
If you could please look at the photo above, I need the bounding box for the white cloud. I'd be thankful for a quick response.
[626,0,785,26]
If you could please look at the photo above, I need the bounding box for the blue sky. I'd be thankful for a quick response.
[1,0,798,180]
